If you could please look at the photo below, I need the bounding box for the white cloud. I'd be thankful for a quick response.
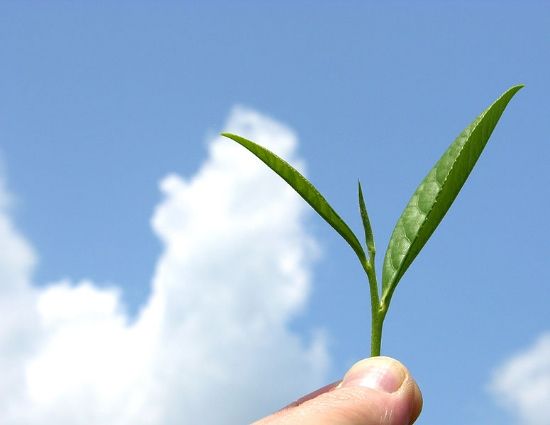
[489,333,550,425]
[0,106,329,424]
[0,177,42,424]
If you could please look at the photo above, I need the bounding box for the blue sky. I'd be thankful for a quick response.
[0,2,549,424]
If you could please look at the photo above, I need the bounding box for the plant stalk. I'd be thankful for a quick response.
[362,256,385,357]
[370,304,386,357]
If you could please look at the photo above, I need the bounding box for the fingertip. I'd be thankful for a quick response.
[340,356,406,393]
[341,356,423,424]
[256,356,423,425]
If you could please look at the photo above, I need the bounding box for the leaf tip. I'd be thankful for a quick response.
[507,84,525,96]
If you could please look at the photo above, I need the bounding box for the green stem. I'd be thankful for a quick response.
[362,255,385,357]
[370,304,386,357]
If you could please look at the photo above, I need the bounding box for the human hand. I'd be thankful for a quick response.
[254,356,422,425]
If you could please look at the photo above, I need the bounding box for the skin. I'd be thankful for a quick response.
[254,357,423,425]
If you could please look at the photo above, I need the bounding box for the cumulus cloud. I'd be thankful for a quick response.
[489,333,550,425]
[0,107,329,424]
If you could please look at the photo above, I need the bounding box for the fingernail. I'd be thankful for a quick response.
[341,357,407,393]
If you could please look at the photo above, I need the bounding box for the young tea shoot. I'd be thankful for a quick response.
[222,85,523,357]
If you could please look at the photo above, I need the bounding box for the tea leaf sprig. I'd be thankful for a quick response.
[222,85,523,356]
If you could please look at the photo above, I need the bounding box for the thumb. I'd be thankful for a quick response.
[255,356,422,425]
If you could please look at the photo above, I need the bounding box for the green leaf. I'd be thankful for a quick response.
[358,180,376,258]
[222,132,366,263]
[381,85,524,306]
